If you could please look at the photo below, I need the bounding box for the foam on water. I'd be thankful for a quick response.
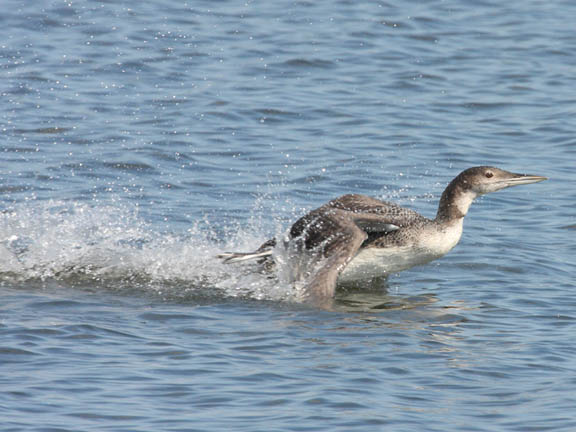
[0,200,296,302]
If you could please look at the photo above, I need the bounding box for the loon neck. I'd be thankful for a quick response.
[435,179,478,223]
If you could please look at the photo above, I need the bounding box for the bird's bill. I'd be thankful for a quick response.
[498,173,548,187]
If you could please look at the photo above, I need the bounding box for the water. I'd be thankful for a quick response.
[1,0,575,430]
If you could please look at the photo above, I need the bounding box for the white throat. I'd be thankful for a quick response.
[453,189,478,217]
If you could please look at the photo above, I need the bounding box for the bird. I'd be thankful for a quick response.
[218,166,547,304]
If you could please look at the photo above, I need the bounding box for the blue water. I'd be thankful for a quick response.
[1,0,575,431]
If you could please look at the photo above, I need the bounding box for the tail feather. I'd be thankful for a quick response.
[217,250,273,264]
[217,238,276,264]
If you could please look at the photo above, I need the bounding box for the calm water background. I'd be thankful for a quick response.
[1,0,575,431]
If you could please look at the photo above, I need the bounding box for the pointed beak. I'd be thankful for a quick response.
[497,173,548,187]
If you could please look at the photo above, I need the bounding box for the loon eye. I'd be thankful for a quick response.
[485,171,494,178]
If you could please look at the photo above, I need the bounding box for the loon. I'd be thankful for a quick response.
[219,167,547,303]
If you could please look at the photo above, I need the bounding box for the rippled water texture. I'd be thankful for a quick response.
[1,1,575,431]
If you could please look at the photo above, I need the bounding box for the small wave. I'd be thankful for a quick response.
[282,58,336,69]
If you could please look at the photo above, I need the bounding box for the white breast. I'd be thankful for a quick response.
[338,219,464,283]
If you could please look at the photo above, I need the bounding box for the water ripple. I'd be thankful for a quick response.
[1,0,575,431]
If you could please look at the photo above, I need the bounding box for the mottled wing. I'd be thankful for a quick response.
[298,209,399,303]
[326,194,428,227]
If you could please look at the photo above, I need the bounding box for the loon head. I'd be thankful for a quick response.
[437,166,547,221]
[456,166,548,195]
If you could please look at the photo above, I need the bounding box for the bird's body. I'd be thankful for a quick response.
[338,215,464,283]
[219,167,546,304]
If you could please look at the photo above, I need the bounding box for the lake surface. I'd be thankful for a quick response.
[1,1,575,431]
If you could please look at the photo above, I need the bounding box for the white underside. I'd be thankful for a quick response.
[338,219,464,283]
[338,246,441,283]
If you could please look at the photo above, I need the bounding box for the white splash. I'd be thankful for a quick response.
[0,200,296,302]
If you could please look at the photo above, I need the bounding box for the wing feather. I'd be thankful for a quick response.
[293,208,400,304]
